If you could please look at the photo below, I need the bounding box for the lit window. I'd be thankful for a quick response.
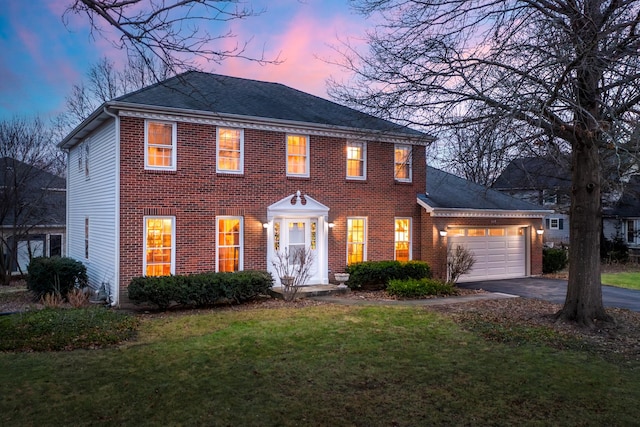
[467,229,486,237]
[287,134,309,177]
[347,141,366,179]
[145,121,176,170]
[347,217,367,264]
[144,217,175,276]
[394,144,412,182]
[217,217,243,272]
[217,127,243,173]
[488,229,505,237]
[394,218,411,261]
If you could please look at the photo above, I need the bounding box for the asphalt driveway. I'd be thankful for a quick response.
[457,277,640,312]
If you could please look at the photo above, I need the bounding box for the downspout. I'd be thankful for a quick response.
[103,106,120,307]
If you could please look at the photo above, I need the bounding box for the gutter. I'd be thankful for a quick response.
[103,106,120,308]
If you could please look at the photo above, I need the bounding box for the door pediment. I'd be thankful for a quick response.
[267,191,329,220]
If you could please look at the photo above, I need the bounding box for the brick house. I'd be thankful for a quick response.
[59,72,548,305]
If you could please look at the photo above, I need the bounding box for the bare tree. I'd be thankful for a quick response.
[446,245,476,285]
[63,0,279,75]
[0,117,65,285]
[271,247,315,302]
[331,0,640,326]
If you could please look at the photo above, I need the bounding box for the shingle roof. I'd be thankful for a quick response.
[0,157,66,227]
[608,175,640,217]
[116,71,426,137]
[492,157,571,190]
[420,166,544,211]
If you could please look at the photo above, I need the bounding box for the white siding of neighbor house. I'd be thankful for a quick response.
[67,120,118,302]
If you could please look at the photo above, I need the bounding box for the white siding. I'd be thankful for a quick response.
[67,120,118,300]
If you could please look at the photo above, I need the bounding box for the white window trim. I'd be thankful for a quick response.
[394,217,412,261]
[144,120,177,171]
[627,219,639,244]
[346,217,367,265]
[216,127,244,174]
[286,134,310,178]
[216,216,244,272]
[143,216,176,276]
[549,218,560,230]
[394,144,412,183]
[346,140,367,180]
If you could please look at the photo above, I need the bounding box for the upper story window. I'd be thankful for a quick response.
[287,134,309,177]
[346,141,366,180]
[394,144,412,182]
[84,143,90,178]
[217,127,244,174]
[145,120,176,171]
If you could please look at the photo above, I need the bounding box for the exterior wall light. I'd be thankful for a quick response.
[328,222,336,228]
[536,227,544,235]
[439,230,448,237]
[262,223,269,229]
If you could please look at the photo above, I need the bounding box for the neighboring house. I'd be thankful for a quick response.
[603,175,640,251]
[419,167,551,282]
[59,71,548,305]
[0,157,66,275]
[492,157,571,246]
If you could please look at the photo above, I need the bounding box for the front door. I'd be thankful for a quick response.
[282,218,318,282]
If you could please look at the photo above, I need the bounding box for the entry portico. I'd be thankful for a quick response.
[265,191,330,286]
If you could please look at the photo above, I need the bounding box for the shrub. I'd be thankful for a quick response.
[447,245,476,284]
[601,235,629,263]
[387,278,457,298]
[543,248,569,273]
[26,257,88,300]
[345,260,431,290]
[127,270,273,310]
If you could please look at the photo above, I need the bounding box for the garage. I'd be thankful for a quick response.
[448,227,528,282]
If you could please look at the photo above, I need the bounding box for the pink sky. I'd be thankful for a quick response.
[0,0,370,120]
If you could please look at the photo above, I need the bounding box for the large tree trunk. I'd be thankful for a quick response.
[557,136,611,327]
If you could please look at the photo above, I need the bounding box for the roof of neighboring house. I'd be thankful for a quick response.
[419,166,548,213]
[60,71,431,149]
[0,157,66,227]
[607,175,640,218]
[492,157,571,191]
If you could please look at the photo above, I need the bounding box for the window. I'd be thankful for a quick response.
[144,217,175,276]
[488,229,505,237]
[394,218,411,261]
[543,190,557,205]
[49,234,62,257]
[394,144,412,182]
[84,143,90,178]
[145,120,176,170]
[347,217,367,264]
[346,141,366,179]
[467,228,486,237]
[84,217,89,259]
[628,220,637,244]
[217,217,243,272]
[287,134,309,177]
[546,218,564,230]
[217,127,243,173]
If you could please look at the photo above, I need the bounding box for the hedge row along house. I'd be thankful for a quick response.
[59,72,549,306]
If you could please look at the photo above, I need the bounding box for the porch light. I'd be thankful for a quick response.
[536,227,544,235]
[328,222,335,228]
[262,223,269,229]
[439,230,448,237]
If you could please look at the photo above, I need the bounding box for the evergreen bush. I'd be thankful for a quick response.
[26,257,88,299]
[542,248,569,273]
[345,260,431,290]
[387,278,457,298]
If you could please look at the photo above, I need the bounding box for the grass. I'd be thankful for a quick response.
[601,271,640,290]
[1,305,640,426]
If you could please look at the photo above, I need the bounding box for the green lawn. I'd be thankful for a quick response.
[1,305,640,426]
[601,271,640,289]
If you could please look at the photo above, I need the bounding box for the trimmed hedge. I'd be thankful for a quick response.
[387,278,457,298]
[127,270,274,310]
[26,257,88,299]
[345,260,431,290]
[543,248,569,274]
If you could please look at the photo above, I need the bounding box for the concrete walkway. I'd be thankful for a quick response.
[312,292,518,306]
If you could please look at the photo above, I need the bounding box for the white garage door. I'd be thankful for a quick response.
[448,227,526,282]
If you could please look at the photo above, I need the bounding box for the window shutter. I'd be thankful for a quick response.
[545,218,550,229]
[559,219,564,230]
